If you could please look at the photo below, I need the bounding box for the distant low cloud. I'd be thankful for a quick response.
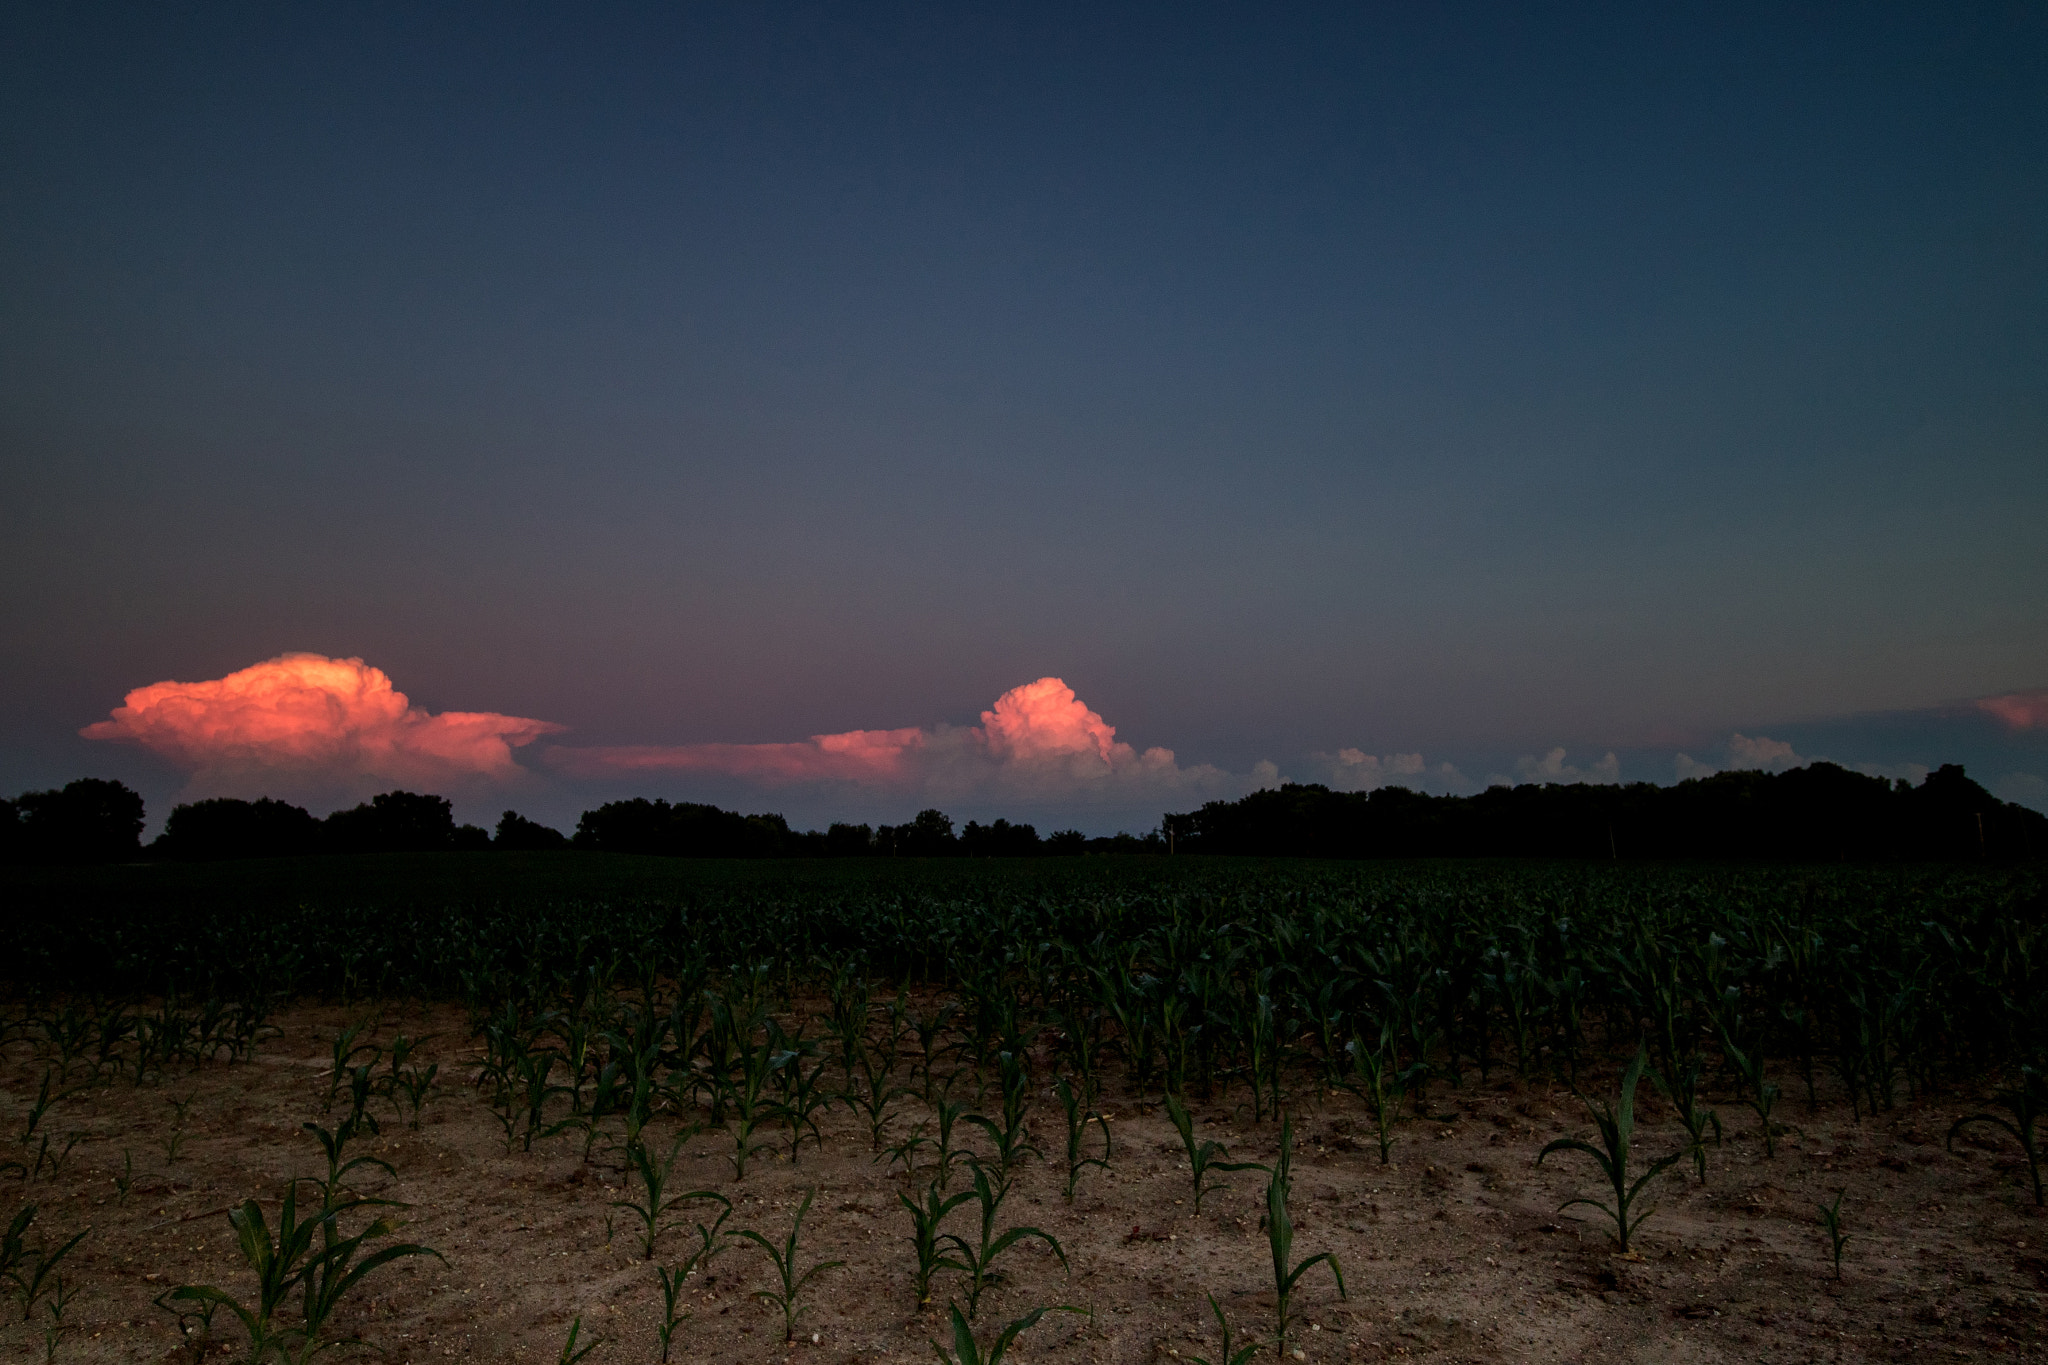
[1674,732,1816,780]
[82,653,561,800]
[1502,747,1621,786]
[1978,690,2048,730]
[1307,748,1471,794]
[548,677,1238,809]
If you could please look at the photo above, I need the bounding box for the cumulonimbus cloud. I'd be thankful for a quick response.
[82,653,561,797]
[547,676,1233,806]
[1978,690,2048,730]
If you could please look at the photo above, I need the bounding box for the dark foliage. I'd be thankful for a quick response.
[324,791,465,855]
[1166,763,2048,861]
[2,778,146,864]
[573,797,812,857]
[153,797,323,861]
[494,810,569,851]
[959,818,1040,857]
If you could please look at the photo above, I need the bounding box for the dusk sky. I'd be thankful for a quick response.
[5,4,2046,835]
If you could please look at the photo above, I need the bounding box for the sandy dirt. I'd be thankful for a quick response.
[0,997,2042,1364]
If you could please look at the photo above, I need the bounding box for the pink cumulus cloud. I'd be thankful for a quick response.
[1978,690,2048,730]
[82,653,561,796]
[548,676,1231,804]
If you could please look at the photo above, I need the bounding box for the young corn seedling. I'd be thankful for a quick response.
[1186,1292,1260,1365]
[612,1131,726,1260]
[17,1069,71,1146]
[41,1272,78,1364]
[1650,1055,1722,1184]
[928,1302,1083,1365]
[899,1177,974,1308]
[1342,1025,1424,1164]
[771,1041,834,1165]
[557,1316,601,1364]
[1537,1046,1682,1254]
[114,1150,134,1205]
[174,1177,442,1363]
[1720,1033,1781,1159]
[1052,1076,1111,1201]
[384,1034,439,1129]
[879,1123,934,1182]
[324,1022,381,1114]
[728,1187,844,1344]
[654,1263,692,1362]
[1163,1091,1261,1213]
[1262,1114,1343,1360]
[1946,1065,2045,1206]
[930,1091,977,1192]
[3,1207,87,1325]
[963,1052,1044,1188]
[1816,1189,1851,1280]
[302,1122,397,1211]
[843,1045,912,1151]
[938,1162,1069,1321]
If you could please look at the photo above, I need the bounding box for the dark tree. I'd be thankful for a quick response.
[960,817,1041,856]
[9,778,146,864]
[1044,828,1087,856]
[899,808,957,857]
[825,822,874,856]
[152,797,321,861]
[324,791,461,854]
[495,810,569,851]
[1163,763,2048,861]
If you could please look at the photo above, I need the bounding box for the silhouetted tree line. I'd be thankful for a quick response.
[1162,763,2048,861]
[12,760,2036,865]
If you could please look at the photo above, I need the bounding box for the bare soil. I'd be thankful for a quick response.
[1,999,2043,1364]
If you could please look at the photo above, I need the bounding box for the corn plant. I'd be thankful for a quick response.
[1946,1065,2045,1206]
[1261,1115,1343,1359]
[1052,1076,1111,1201]
[323,1022,380,1114]
[1163,1091,1260,1213]
[611,1131,725,1260]
[1186,1292,1260,1365]
[899,1177,974,1307]
[1341,1027,1416,1165]
[770,1038,833,1164]
[928,1302,1082,1365]
[1816,1189,1850,1279]
[301,1123,395,1211]
[40,1271,78,1363]
[654,1262,692,1362]
[1650,1055,1722,1183]
[171,1181,440,1364]
[709,994,780,1179]
[728,1187,844,1343]
[557,1316,601,1364]
[384,1034,438,1129]
[1720,1034,1781,1159]
[2,1207,86,1325]
[842,1045,912,1151]
[929,1091,977,1192]
[17,1069,70,1146]
[1537,1047,1682,1253]
[938,1162,1068,1320]
[963,1051,1043,1187]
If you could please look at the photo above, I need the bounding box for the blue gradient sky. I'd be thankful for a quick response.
[4,4,2045,833]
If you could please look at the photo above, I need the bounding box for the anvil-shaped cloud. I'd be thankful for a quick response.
[548,676,1229,805]
[82,653,561,798]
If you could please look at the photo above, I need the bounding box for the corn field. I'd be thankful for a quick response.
[1,855,2044,1360]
